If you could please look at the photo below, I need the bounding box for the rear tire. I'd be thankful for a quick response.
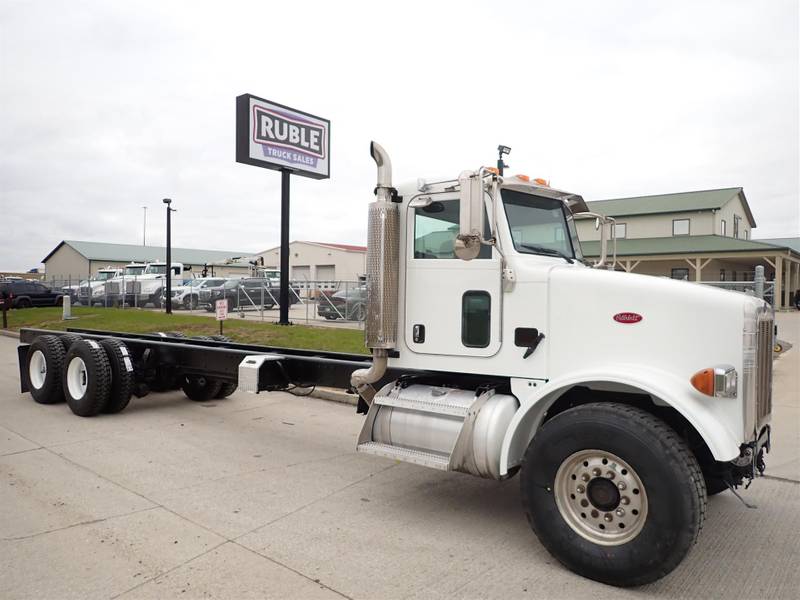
[215,381,237,398]
[62,340,112,417]
[181,375,222,401]
[26,335,66,404]
[99,339,134,414]
[208,335,231,342]
[519,403,706,587]
[58,333,84,353]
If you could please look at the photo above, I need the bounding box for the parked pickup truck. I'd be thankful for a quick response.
[162,278,227,310]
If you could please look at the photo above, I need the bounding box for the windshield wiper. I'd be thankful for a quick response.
[518,243,574,264]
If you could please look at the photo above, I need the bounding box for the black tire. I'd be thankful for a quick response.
[349,303,366,321]
[324,315,337,321]
[519,403,706,587]
[215,381,237,398]
[58,333,84,353]
[181,375,222,401]
[17,298,32,309]
[208,335,231,342]
[183,295,198,310]
[99,339,134,414]
[62,340,112,417]
[26,335,66,404]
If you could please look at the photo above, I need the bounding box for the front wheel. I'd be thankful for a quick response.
[519,403,706,587]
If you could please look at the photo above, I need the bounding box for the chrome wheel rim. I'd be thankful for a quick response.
[66,357,88,399]
[554,449,648,546]
[29,350,46,389]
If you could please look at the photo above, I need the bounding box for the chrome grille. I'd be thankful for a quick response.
[756,316,773,427]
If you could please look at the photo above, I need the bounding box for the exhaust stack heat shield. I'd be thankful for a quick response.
[365,199,399,349]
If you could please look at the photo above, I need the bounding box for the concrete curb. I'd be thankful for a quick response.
[0,329,20,339]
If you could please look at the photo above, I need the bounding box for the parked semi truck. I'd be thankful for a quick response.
[16,142,773,586]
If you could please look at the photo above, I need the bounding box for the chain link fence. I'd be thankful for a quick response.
[40,275,367,327]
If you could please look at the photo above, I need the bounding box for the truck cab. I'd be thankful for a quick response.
[352,142,773,585]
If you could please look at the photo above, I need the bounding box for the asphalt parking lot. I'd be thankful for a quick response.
[1,313,798,599]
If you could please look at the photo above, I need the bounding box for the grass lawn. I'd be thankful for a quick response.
[3,307,369,355]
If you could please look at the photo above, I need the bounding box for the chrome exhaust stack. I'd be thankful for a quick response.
[351,142,400,404]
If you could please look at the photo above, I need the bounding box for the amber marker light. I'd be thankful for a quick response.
[690,365,737,398]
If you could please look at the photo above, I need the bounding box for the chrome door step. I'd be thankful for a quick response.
[357,441,450,470]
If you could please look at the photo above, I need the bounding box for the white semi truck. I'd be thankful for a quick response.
[17,142,773,587]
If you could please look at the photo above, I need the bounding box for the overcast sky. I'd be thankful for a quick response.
[1,0,798,272]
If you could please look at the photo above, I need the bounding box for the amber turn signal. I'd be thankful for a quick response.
[690,369,715,396]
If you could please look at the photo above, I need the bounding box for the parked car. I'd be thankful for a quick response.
[204,278,301,311]
[317,285,367,321]
[0,280,63,308]
[162,278,227,310]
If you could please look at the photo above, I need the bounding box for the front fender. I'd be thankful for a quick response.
[498,364,742,477]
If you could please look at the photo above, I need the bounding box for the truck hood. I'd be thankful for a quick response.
[546,266,765,383]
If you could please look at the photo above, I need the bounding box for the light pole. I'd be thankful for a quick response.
[162,198,175,314]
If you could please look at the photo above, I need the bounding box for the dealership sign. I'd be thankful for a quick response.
[236,94,330,179]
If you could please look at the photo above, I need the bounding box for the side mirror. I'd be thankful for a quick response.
[455,170,484,261]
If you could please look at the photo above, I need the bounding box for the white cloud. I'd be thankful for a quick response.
[1,0,797,271]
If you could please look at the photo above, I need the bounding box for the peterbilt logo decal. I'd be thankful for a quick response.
[613,312,643,324]
[252,105,326,159]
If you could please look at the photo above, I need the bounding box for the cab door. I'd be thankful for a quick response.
[404,195,502,357]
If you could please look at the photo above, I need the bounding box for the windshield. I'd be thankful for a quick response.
[145,264,167,275]
[125,266,145,276]
[223,280,239,289]
[96,271,115,281]
[502,190,583,260]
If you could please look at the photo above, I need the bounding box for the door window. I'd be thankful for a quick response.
[462,291,491,348]
[414,199,491,259]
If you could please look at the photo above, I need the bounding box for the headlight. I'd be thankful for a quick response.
[690,365,737,398]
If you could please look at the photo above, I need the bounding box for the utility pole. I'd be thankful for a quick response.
[142,206,147,246]
[162,199,175,314]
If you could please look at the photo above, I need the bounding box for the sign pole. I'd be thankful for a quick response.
[279,169,291,325]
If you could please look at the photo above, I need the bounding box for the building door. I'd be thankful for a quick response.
[291,265,310,283]
[316,264,335,283]
[404,195,502,357]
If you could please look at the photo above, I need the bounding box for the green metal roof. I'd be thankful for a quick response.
[586,187,756,227]
[756,237,800,254]
[581,235,799,257]
[43,240,252,266]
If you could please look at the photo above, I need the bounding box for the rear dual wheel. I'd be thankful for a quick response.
[520,403,706,587]
[62,340,112,416]
[27,335,134,416]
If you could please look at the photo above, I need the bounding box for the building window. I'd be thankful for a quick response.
[673,219,690,236]
[671,268,690,280]
[720,219,727,236]
[733,215,740,239]
[462,291,491,348]
[614,223,627,239]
